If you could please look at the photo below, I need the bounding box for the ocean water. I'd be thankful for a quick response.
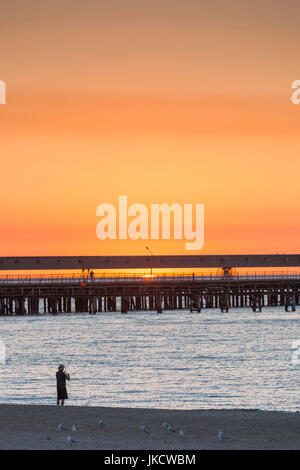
[0,308,300,411]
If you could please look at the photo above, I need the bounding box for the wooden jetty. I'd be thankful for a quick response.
[0,271,300,315]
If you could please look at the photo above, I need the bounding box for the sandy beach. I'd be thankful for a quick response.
[0,404,300,450]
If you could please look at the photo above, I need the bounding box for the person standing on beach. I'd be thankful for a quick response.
[56,364,70,406]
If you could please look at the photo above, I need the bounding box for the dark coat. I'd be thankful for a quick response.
[56,370,70,399]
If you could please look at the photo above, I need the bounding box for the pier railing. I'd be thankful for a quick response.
[1,271,300,285]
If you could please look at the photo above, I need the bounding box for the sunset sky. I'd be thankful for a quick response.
[1,1,300,257]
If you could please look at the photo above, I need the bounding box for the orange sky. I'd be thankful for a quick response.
[1,1,300,256]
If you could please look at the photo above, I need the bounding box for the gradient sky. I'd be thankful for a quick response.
[1,0,300,256]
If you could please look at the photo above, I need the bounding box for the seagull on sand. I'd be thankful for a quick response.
[218,430,229,440]
[66,435,77,444]
[98,419,105,427]
[162,422,169,428]
[140,425,148,433]
[58,424,65,431]
[167,424,176,433]
[72,424,77,432]
[179,429,185,436]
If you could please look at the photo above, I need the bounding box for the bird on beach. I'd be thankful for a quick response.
[162,422,169,428]
[218,430,229,440]
[98,419,105,427]
[72,424,77,432]
[66,435,77,444]
[58,424,65,431]
[140,425,148,433]
[167,424,176,433]
[179,429,185,436]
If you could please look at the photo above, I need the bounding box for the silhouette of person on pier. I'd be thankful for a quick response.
[90,270,94,281]
[56,364,70,406]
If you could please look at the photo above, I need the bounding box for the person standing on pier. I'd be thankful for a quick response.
[56,364,70,406]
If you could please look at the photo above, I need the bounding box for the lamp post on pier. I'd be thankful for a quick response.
[146,246,154,276]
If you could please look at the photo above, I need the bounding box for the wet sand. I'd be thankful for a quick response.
[0,404,300,450]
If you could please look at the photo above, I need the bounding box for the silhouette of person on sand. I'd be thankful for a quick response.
[56,364,70,406]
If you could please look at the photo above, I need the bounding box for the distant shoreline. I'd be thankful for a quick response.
[0,404,300,450]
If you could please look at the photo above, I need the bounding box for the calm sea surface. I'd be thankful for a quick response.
[1,308,300,411]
